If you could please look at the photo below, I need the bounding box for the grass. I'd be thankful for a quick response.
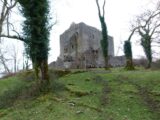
[0,76,25,95]
[0,68,160,120]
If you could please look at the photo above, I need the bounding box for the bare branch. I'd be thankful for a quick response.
[0,0,25,44]
[0,0,17,36]
[128,26,140,41]
[95,0,101,17]
[102,0,106,17]
[0,34,25,42]
[96,0,106,18]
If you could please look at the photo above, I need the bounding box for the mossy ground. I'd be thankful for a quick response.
[0,68,160,120]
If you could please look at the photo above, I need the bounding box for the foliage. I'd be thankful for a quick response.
[124,41,135,70]
[0,76,31,108]
[139,30,152,68]
[100,18,108,58]
[124,41,132,59]
[18,0,51,82]
[53,70,71,77]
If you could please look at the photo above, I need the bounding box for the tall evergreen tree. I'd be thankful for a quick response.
[18,0,50,83]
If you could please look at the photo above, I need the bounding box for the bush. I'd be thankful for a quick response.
[0,85,25,108]
[133,58,148,68]
[151,59,160,70]
[53,70,71,77]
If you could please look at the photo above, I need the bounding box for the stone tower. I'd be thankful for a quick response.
[55,22,114,69]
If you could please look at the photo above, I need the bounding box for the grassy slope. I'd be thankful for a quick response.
[0,68,160,120]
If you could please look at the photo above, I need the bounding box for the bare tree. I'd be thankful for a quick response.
[0,48,11,74]
[125,1,160,69]
[10,44,18,73]
[0,0,17,36]
[22,51,31,70]
[135,4,160,68]
[0,0,27,74]
[0,0,25,42]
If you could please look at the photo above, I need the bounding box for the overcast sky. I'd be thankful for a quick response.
[1,0,158,68]
[48,0,158,62]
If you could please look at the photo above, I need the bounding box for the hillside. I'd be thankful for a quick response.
[0,68,160,120]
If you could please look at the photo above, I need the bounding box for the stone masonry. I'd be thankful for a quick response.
[50,22,125,69]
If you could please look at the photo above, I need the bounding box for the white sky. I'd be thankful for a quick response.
[49,0,158,63]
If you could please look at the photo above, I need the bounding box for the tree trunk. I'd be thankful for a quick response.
[104,56,109,70]
[126,57,135,70]
[124,41,135,70]
[0,54,11,74]
[147,60,151,69]
[0,22,2,36]
[40,59,49,84]
[34,63,40,81]
[96,0,109,70]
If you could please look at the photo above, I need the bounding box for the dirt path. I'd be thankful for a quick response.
[127,80,160,120]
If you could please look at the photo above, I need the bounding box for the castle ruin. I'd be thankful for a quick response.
[51,22,125,69]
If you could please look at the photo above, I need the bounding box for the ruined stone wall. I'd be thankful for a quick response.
[52,22,125,69]
[59,23,81,60]
[109,56,126,67]
[80,22,114,56]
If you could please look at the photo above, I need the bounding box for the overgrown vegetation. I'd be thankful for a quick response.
[96,0,109,69]
[18,0,51,82]
[124,41,135,70]
[0,68,159,120]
